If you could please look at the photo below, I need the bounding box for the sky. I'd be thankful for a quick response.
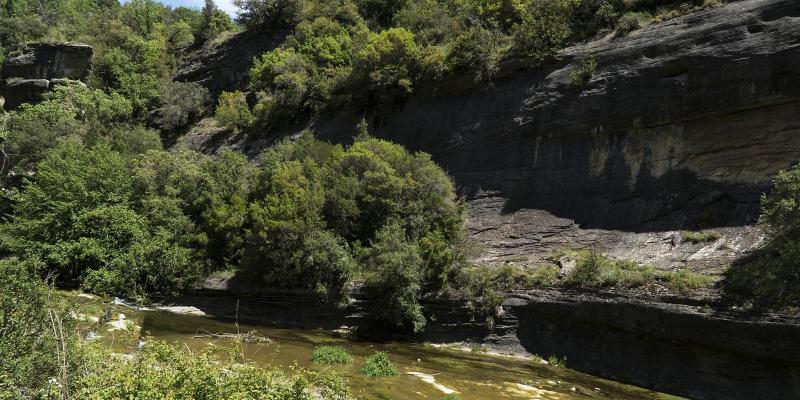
[134,0,239,15]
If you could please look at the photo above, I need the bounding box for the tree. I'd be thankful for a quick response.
[352,27,420,102]
[511,0,577,63]
[214,91,254,131]
[7,142,204,297]
[199,0,235,41]
[363,222,426,332]
[233,0,300,32]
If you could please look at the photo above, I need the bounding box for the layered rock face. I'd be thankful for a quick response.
[175,31,284,101]
[300,0,800,270]
[0,42,93,109]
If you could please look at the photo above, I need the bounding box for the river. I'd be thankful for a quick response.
[76,294,683,400]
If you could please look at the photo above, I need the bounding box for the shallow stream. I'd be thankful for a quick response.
[78,296,682,400]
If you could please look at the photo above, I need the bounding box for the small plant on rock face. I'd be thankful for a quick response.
[547,355,567,368]
[569,57,598,88]
[312,345,353,365]
[681,230,721,244]
[360,352,398,377]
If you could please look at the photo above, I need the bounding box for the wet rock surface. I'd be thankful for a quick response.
[0,42,93,109]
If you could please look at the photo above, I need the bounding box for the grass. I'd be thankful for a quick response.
[441,395,462,400]
[569,57,598,88]
[557,249,713,293]
[547,355,567,368]
[681,230,721,244]
[312,345,353,365]
[360,352,398,377]
[664,269,714,294]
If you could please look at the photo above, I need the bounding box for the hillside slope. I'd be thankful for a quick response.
[178,0,800,271]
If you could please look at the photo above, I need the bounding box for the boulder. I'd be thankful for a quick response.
[1,42,93,109]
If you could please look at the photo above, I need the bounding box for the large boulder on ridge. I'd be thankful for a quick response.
[1,42,93,109]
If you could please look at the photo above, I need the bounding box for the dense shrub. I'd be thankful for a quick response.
[0,259,78,399]
[215,91,254,131]
[312,345,353,364]
[360,352,398,377]
[234,0,301,31]
[154,81,210,131]
[352,27,420,102]
[363,222,426,332]
[74,341,353,399]
[199,0,236,41]
[723,165,800,309]
[569,57,598,88]
[447,25,508,82]
[511,0,576,63]
[6,142,205,298]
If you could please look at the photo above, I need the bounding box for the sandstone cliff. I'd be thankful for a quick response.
[0,42,93,109]
[177,0,800,272]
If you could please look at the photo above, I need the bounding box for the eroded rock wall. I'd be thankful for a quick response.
[305,0,800,269]
[0,42,93,109]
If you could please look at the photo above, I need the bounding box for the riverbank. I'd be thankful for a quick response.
[155,286,800,400]
[68,291,683,400]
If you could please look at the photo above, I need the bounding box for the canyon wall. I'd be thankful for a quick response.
[179,0,800,270]
[305,0,800,269]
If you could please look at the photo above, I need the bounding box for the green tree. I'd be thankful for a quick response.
[215,91,254,131]
[511,0,577,63]
[199,0,235,41]
[352,27,420,103]
[233,0,300,32]
[363,222,426,332]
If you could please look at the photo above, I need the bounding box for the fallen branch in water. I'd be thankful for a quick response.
[192,329,271,344]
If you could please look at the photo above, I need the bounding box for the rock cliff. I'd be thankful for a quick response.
[0,42,93,109]
[178,0,800,272]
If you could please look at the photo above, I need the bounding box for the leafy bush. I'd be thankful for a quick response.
[723,165,800,309]
[215,91,254,131]
[547,355,567,368]
[569,57,598,88]
[234,0,301,31]
[615,12,646,35]
[363,222,426,332]
[6,142,204,298]
[352,27,420,103]
[154,81,210,131]
[199,0,236,41]
[312,345,353,364]
[0,259,77,399]
[559,249,713,292]
[447,25,508,82]
[511,0,576,64]
[73,341,353,399]
[360,352,398,377]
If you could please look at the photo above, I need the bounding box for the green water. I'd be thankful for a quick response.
[80,298,682,400]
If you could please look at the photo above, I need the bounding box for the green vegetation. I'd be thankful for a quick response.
[237,0,730,132]
[0,259,78,398]
[215,90,254,131]
[312,345,353,364]
[547,355,567,368]
[681,230,721,244]
[723,165,800,309]
[558,249,712,293]
[360,351,399,377]
[74,341,351,399]
[2,88,465,329]
[569,57,598,88]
